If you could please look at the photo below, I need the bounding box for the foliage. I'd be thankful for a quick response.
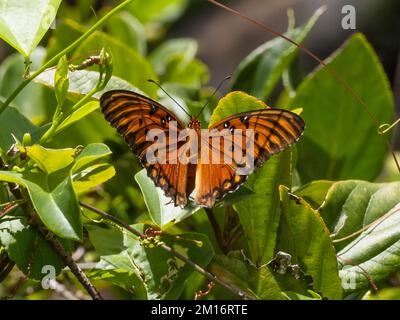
[0,0,399,301]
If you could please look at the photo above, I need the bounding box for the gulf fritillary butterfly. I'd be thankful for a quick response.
[100,90,304,208]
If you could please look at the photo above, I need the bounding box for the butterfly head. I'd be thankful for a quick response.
[188,117,202,131]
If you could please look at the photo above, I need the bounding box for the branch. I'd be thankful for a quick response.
[9,186,103,300]
[79,201,255,300]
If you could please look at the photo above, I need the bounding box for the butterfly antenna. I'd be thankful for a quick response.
[196,75,231,118]
[147,79,191,118]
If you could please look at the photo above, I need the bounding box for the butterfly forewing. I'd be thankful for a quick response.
[100,90,190,206]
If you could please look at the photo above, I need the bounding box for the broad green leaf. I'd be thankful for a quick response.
[88,268,147,299]
[73,163,115,195]
[105,11,147,55]
[288,34,394,182]
[231,8,324,100]
[71,143,115,194]
[55,101,100,135]
[209,91,267,126]
[0,209,68,280]
[149,38,208,88]
[35,69,143,102]
[234,150,293,266]
[161,56,209,89]
[87,224,214,299]
[0,106,48,151]
[25,145,78,174]
[283,291,322,300]
[317,180,400,294]
[278,186,342,299]
[0,170,82,241]
[149,38,198,75]
[294,180,335,210]
[0,48,46,123]
[135,169,200,228]
[208,254,259,299]
[127,0,188,24]
[0,0,61,56]
[72,143,112,173]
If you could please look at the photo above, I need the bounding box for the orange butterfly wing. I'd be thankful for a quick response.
[193,109,305,207]
[100,90,191,206]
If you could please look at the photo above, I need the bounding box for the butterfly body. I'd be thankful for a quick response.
[100,90,304,208]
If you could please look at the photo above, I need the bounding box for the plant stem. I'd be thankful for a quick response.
[205,208,227,253]
[79,201,255,300]
[0,0,134,115]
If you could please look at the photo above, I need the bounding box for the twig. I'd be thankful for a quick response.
[205,208,227,253]
[79,201,255,300]
[195,281,215,300]
[9,186,103,300]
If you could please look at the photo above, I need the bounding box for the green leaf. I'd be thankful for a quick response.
[54,55,69,107]
[149,38,208,88]
[55,101,100,135]
[105,11,147,55]
[73,164,115,195]
[231,8,324,100]
[149,38,197,75]
[234,150,293,266]
[209,91,267,126]
[88,268,147,299]
[135,169,200,228]
[208,254,259,299]
[127,0,188,24]
[278,186,343,299]
[288,34,394,182]
[87,224,214,299]
[35,69,143,102]
[25,145,78,174]
[71,143,115,195]
[72,143,112,173]
[0,170,82,241]
[0,48,47,123]
[294,180,335,210]
[0,0,61,57]
[317,180,400,294]
[0,210,68,280]
[0,105,48,152]
[283,291,322,300]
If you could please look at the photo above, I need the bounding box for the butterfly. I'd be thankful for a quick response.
[100,90,304,208]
